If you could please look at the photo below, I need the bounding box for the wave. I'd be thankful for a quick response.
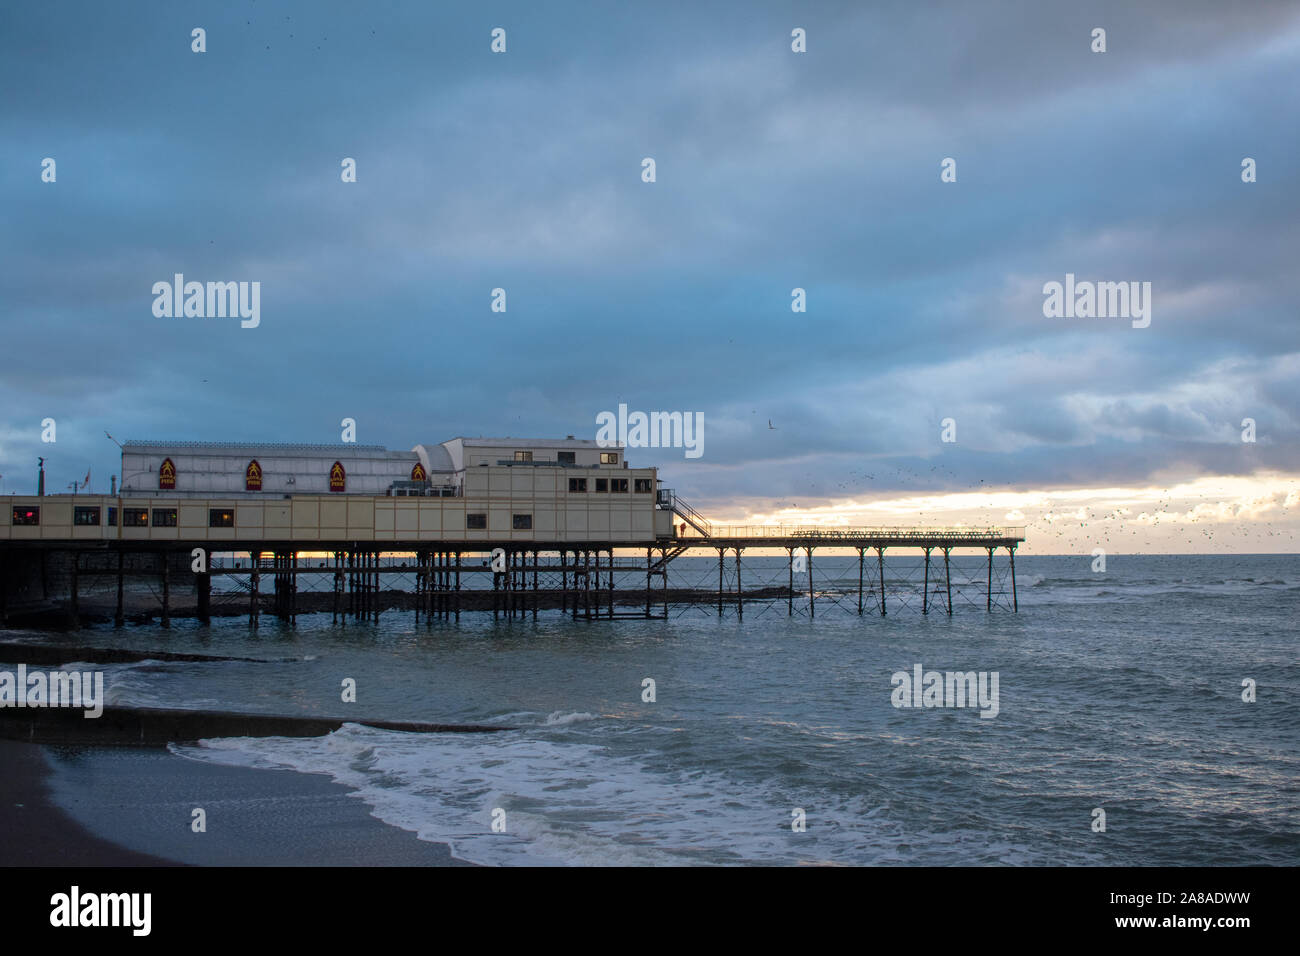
[171,724,1052,867]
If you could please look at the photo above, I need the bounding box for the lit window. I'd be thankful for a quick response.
[514,451,533,462]
[600,452,619,465]
[209,510,234,528]
[11,506,39,526]
[123,509,149,527]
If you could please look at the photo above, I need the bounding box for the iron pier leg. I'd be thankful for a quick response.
[944,548,952,616]
[788,548,794,616]
[878,547,886,617]
[250,553,260,629]
[857,548,864,615]
[987,547,993,612]
[923,548,930,615]
[198,558,211,625]
[717,549,725,617]
[735,548,742,620]
[807,547,815,619]
[1009,546,1018,612]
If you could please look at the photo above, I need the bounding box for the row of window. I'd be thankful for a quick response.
[467,514,533,530]
[568,478,653,493]
[14,506,235,528]
[16,507,641,533]
[512,451,619,465]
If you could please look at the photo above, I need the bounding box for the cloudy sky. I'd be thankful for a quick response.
[2,1,1297,552]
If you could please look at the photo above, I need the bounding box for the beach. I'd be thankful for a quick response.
[0,739,472,867]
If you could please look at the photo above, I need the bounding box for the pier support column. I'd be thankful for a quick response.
[987,547,993,612]
[735,548,742,620]
[1008,545,1018,612]
[250,552,261,629]
[807,547,815,619]
[717,549,725,617]
[788,548,794,616]
[197,561,211,625]
[922,548,931,615]
[943,548,952,616]
[877,547,886,617]
[857,548,864,615]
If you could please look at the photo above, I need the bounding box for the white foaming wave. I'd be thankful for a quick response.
[170,723,1050,867]
[485,710,598,727]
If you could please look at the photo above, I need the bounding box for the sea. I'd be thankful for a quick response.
[9,553,1299,866]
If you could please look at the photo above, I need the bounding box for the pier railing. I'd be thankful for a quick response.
[677,525,1026,542]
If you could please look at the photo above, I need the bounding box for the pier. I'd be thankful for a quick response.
[0,494,1024,628]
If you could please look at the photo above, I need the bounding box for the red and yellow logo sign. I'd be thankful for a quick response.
[158,458,176,490]
[329,461,346,492]
[411,462,427,482]
[245,460,263,491]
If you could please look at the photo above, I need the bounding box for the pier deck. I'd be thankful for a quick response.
[0,523,1024,628]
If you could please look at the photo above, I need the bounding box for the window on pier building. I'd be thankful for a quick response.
[152,508,178,528]
[634,478,653,493]
[600,452,619,465]
[123,508,149,527]
[107,507,118,527]
[513,514,533,530]
[466,513,487,530]
[11,506,39,526]
[569,478,587,493]
[595,478,608,492]
[611,478,629,493]
[74,506,101,526]
[209,509,234,528]
[513,451,533,462]
[558,451,576,465]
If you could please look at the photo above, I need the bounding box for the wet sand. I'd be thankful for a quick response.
[1,739,474,866]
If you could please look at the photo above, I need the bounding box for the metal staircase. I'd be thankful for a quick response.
[658,489,712,538]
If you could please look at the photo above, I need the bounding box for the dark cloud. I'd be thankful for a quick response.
[0,0,1297,501]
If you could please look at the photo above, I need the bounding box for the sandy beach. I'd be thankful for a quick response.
[0,739,473,867]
